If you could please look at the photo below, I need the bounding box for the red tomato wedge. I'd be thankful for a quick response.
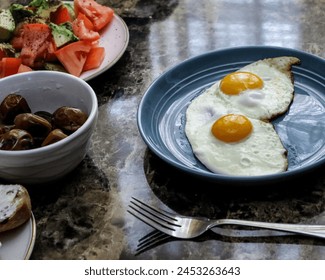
[83,47,105,71]
[76,12,94,30]
[74,0,114,31]
[0,58,22,78]
[0,50,6,60]
[46,39,58,62]
[72,16,100,42]
[10,23,25,50]
[55,40,92,77]
[18,64,33,73]
[11,35,24,50]
[20,23,52,67]
[51,5,73,24]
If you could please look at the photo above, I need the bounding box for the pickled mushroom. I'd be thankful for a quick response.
[14,113,52,138]
[0,94,31,124]
[0,125,12,135]
[53,106,88,134]
[42,129,67,147]
[0,129,34,150]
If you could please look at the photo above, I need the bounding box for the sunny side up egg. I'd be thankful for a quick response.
[187,114,288,175]
[185,56,300,176]
[216,56,301,120]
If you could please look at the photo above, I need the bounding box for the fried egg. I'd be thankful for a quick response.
[216,56,300,120]
[186,113,287,176]
[185,56,300,176]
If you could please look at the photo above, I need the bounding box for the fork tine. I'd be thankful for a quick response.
[138,230,167,246]
[127,207,175,234]
[131,197,179,223]
[128,197,181,234]
[135,230,172,255]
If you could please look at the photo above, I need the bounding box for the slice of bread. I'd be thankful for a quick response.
[0,184,32,233]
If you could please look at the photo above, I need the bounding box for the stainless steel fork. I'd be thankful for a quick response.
[128,197,325,239]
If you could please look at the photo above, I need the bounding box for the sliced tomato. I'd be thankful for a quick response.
[11,35,24,50]
[55,40,92,76]
[76,12,94,30]
[20,23,52,67]
[17,64,33,73]
[74,0,114,31]
[72,16,100,42]
[0,58,22,78]
[0,50,6,60]
[10,23,25,50]
[51,5,73,25]
[46,39,58,62]
[83,47,105,71]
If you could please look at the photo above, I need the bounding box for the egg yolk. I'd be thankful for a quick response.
[211,114,253,143]
[219,72,263,95]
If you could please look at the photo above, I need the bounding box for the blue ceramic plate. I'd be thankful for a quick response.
[137,46,325,184]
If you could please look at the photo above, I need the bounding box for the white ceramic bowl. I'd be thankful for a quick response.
[0,71,98,184]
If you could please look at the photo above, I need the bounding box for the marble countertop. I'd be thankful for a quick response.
[4,0,325,260]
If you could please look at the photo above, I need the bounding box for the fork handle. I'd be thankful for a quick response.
[210,219,325,238]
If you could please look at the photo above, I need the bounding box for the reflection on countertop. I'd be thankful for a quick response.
[3,0,325,259]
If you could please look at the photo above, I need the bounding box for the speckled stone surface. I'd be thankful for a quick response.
[2,0,325,259]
